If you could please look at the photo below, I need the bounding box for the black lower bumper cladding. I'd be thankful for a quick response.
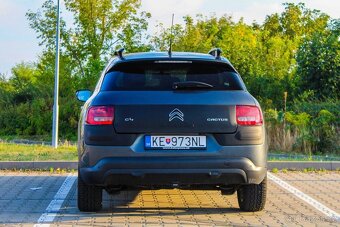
[79,156,267,187]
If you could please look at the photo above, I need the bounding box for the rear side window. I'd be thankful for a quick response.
[101,61,244,91]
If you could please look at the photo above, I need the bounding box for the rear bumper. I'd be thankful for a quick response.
[79,156,267,186]
[79,134,267,187]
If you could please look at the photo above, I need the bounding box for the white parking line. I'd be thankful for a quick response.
[267,172,340,222]
[33,173,77,227]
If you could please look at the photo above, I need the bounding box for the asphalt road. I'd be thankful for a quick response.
[0,171,339,226]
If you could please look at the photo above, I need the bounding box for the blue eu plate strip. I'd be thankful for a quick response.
[145,135,151,147]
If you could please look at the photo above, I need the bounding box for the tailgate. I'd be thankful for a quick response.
[114,105,237,133]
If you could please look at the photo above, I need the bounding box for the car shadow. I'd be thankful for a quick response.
[0,175,246,225]
[53,186,246,226]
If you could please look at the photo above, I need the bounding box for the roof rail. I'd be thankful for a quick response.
[208,48,222,60]
[114,48,125,59]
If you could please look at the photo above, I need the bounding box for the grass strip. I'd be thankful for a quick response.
[0,142,77,161]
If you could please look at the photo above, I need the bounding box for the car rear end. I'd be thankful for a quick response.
[77,53,267,212]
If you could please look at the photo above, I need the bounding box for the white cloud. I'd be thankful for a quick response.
[297,0,340,19]
[0,1,12,16]
[0,0,45,76]
[0,1,24,28]
[211,0,339,24]
[141,0,205,33]
[142,0,205,23]
[225,2,282,24]
[141,0,339,29]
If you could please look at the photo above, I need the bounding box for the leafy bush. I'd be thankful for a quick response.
[312,110,338,153]
[265,104,339,155]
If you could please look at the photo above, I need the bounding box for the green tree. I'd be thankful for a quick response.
[0,74,14,107]
[0,0,151,140]
[296,19,340,99]
[279,3,329,39]
[9,63,39,103]
[27,0,150,89]
[151,3,334,108]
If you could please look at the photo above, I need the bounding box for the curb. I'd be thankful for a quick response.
[0,161,339,170]
[0,161,78,170]
[268,161,340,171]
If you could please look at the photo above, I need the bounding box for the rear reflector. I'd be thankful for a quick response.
[86,106,114,125]
[236,105,263,126]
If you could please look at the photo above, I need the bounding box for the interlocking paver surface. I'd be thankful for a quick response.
[275,172,340,213]
[0,171,339,226]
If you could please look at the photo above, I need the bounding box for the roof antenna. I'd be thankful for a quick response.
[114,48,125,60]
[168,14,174,58]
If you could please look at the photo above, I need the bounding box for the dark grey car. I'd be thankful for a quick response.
[76,49,267,212]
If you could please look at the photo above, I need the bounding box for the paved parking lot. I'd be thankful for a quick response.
[0,171,339,226]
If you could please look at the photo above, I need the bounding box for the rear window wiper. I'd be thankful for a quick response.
[173,81,214,90]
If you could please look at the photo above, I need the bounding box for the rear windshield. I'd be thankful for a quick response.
[101,61,244,91]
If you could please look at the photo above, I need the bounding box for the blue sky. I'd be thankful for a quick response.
[0,0,339,77]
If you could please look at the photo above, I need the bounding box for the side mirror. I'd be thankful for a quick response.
[76,89,92,102]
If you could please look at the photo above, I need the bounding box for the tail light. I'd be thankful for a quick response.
[86,106,114,125]
[236,105,263,126]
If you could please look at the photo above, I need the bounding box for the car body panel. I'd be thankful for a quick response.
[77,51,267,189]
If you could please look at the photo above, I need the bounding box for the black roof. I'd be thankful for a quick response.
[118,51,230,62]
[107,51,236,73]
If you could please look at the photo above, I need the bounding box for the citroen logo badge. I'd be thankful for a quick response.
[169,108,184,122]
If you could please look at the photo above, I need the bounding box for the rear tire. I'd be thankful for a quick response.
[237,176,267,212]
[77,173,102,212]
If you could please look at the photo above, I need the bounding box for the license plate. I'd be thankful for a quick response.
[145,135,206,150]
